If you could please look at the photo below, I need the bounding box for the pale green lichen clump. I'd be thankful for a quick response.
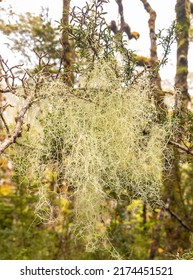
[12,60,171,251]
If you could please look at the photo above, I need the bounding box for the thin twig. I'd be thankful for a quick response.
[169,140,193,156]
[0,114,10,134]
[164,205,193,233]
[0,96,33,154]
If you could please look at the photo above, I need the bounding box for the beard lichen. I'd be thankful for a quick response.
[11,60,172,252]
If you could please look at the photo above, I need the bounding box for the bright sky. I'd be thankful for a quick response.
[1,0,176,54]
[0,0,191,90]
[0,0,176,56]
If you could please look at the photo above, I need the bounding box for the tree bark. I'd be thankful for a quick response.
[140,0,162,91]
[175,0,191,105]
[61,0,74,85]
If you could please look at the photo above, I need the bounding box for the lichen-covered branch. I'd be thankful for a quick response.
[139,0,161,90]
[61,0,74,84]
[134,55,154,67]
[139,0,158,67]
[110,0,140,40]
[175,0,191,105]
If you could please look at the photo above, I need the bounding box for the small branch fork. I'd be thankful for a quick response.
[0,55,23,94]
[0,96,33,154]
[164,204,193,233]
[0,53,56,155]
[0,56,31,154]
[109,0,140,40]
[169,140,193,156]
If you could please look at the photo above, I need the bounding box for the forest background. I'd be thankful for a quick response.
[0,0,193,260]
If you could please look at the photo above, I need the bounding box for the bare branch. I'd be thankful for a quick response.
[0,95,33,154]
[115,0,125,27]
[169,140,193,156]
[0,114,10,134]
[0,52,58,154]
[111,0,140,40]
[0,56,24,94]
[164,204,193,233]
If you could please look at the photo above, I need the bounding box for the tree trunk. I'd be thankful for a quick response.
[175,0,191,105]
[61,0,74,85]
[161,1,192,256]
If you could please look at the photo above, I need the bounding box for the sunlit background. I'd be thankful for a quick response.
[1,0,193,92]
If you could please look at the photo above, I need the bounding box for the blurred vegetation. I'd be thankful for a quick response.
[0,5,61,66]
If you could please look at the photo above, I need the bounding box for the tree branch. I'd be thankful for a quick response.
[140,0,158,66]
[169,140,193,156]
[61,0,74,84]
[175,0,191,104]
[164,204,193,233]
[111,0,139,40]
[0,113,10,134]
[139,0,161,90]
[115,0,125,27]
[0,96,33,154]
[191,2,193,13]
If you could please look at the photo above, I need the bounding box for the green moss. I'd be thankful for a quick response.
[176,65,188,75]
[177,38,187,49]
[175,0,190,34]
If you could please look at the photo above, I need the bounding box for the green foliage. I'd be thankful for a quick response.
[177,249,193,260]
[0,158,84,260]
[65,0,113,61]
[157,21,177,68]
[176,65,188,75]
[0,7,61,65]
[108,200,151,259]
[62,0,137,84]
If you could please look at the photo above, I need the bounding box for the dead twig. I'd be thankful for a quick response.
[0,55,24,94]
[169,140,193,156]
[0,95,33,154]
[164,204,193,233]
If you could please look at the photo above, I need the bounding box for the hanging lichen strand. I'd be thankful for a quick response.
[12,60,172,251]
